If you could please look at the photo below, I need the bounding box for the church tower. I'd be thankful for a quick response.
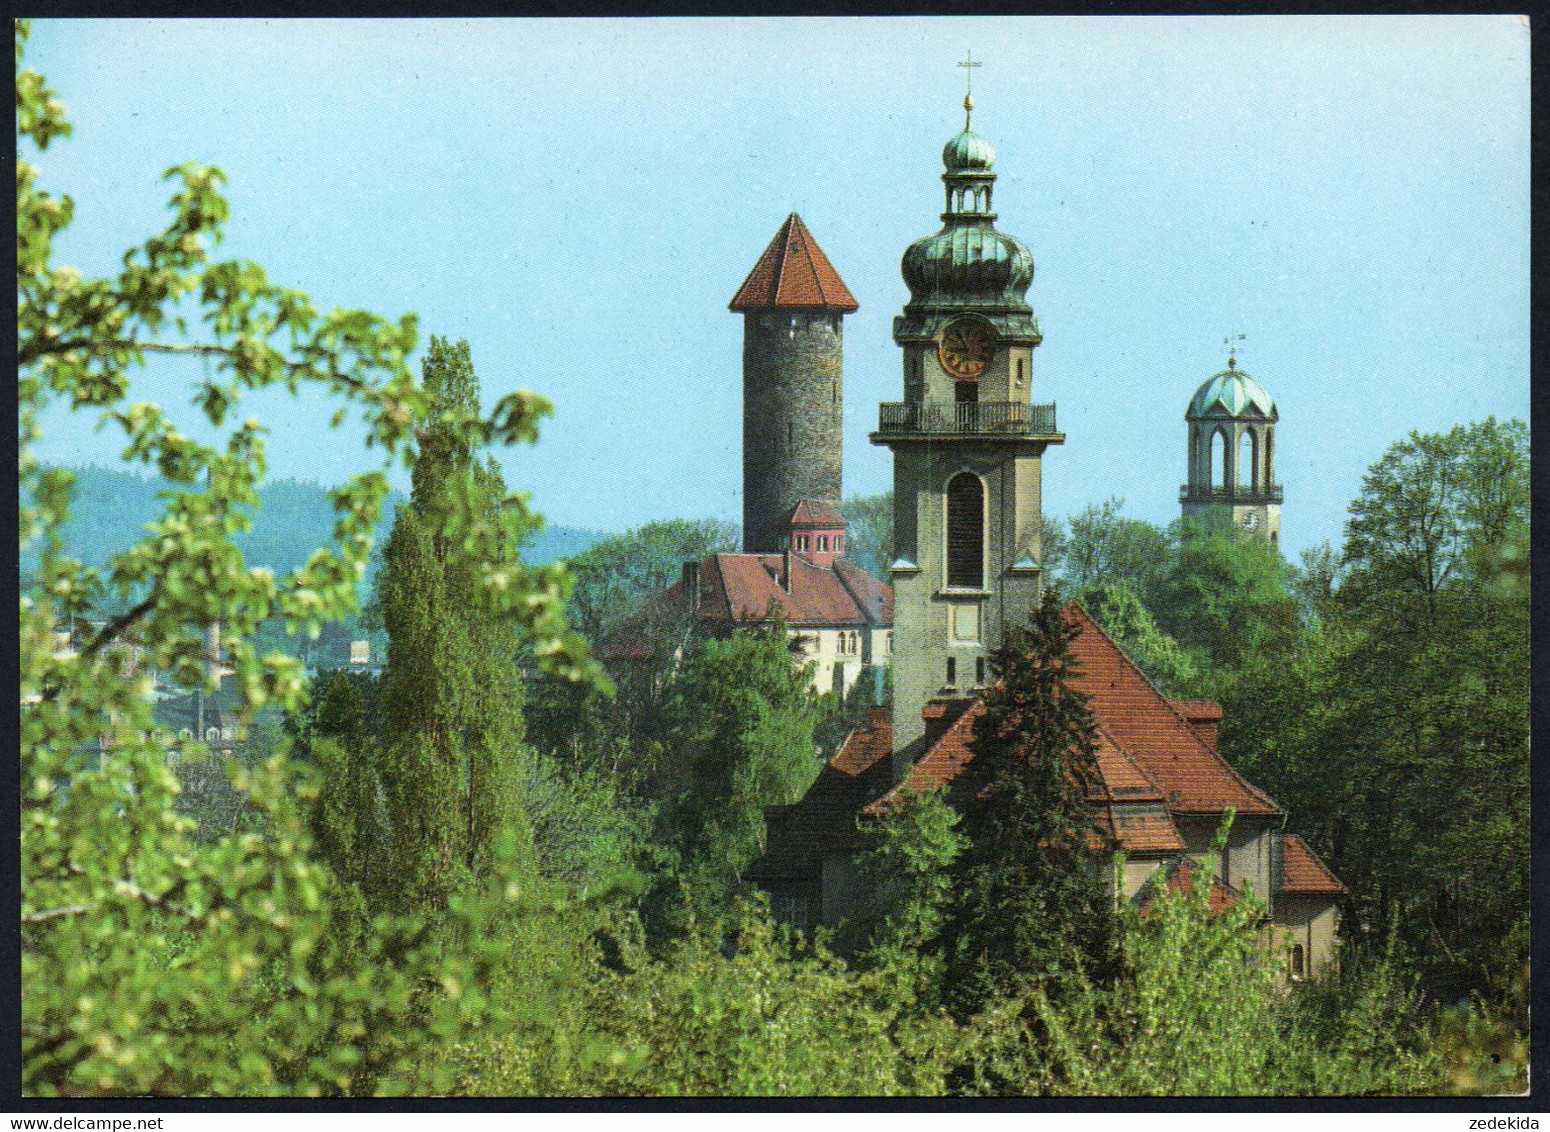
[1181,354,1281,546]
[730,214,859,553]
[871,87,1063,762]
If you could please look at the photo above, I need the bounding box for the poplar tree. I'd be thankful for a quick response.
[943,589,1118,1020]
[378,337,535,910]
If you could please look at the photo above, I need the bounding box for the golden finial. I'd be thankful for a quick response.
[958,50,981,129]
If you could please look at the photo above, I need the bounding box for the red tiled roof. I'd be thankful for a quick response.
[832,708,893,777]
[1092,727,1165,802]
[1141,857,1241,916]
[1170,699,1223,723]
[729,214,860,313]
[704,552,889,627]
[1064,603,1280,817]
[1106,809,1186,853]
[1279,835,1348,897]
[788,500,847,529]
[860,705,1185,855]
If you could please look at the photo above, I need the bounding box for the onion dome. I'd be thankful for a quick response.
[943,127,996,172]
[902,225,1033,309]
[1186,366,1277,420]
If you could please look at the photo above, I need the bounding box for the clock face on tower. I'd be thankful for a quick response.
[939,319,995,380]
[1240,511,1259,531]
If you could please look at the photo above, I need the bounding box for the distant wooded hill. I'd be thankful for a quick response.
[25,464,606,585]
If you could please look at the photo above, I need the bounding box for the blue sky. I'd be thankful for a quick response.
[25,16,1529,561]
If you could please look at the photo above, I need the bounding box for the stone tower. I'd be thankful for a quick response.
[729,214,860,553]
[870,93,1063,764]
[1181,357,1281,546]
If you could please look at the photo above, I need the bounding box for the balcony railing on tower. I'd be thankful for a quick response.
[877,400,1057,436]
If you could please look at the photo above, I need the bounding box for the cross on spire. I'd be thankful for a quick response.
[1223,332,1246,369]
[959,50,981,128]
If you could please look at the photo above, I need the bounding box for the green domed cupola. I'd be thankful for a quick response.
[895,90,1040,342]
[943,125,996,172]
[1187,365,1278,421]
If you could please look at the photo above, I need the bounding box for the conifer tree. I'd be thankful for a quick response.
[378,337,536,910]
[943,589,1118,1020]
[308,671,383,900]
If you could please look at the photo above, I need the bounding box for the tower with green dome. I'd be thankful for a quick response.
[1181,353,1282,546]
[871,84,1063,762]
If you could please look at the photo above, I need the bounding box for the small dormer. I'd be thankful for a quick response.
[785,500,847,567]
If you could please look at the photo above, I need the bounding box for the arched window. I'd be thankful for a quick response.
[1265,429,1274,483]
[206,727,220,743]
[1290,943,1305,979]
[1212,429,1228,490]
[946,473,985,589]
[1239,430,1257,490]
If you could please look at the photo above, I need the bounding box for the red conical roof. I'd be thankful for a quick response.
[729,213,859,313]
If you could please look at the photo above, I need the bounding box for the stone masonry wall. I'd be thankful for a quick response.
[742,311,844,552]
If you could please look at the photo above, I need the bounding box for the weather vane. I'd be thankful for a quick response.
[1223,333,1246,368]
[959,49,981,128]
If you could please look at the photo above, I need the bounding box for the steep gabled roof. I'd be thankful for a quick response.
[729,214,860,313]
[1064,603,1281,817]
[1279,835,1349,897]
[788,500,847,529]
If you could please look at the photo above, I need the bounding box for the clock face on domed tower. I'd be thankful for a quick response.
[938,319,995,380]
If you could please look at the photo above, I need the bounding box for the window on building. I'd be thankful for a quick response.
[817,535,828,552]
[946,657,957,687]
[796,535,808,551]
[946,473,985,588]
[1239,430,1257,490]
[885,632,893,655]
[1016,357,1025,385]
[975,656,986,686]
[1291,943,1306,979]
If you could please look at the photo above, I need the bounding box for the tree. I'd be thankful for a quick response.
[376,337,543,910]
[850,785,966,1005]
[1075,578,1198,694]
[841,489,892,577]
[19,24,603,1093]
[1060,497,1171,601]
[1222,420,1528,1005]
[649,626,822,930]
[942,590,1117,1021]
[564,517,738,646]
[1152,521,1300,682]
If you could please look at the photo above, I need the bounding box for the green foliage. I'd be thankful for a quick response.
[1061,496,1171,600]
[1221,419,1529,1004]
[573,901,959,1096]
[376,337,545,910]
[1000,833,1445,1096]
[840,489,892,576]
[943,590,1117,1019]
[851,785,965,998]
[19,26,603,1094]
[564,516,737,645]
[1153,520,1300,682]
[649,627,822,930]
[1077,578,1197,694]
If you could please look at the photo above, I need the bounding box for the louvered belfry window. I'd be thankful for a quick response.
[946,473,984,588]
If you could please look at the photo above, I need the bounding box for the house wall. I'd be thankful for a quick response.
[792,625,880,697]
[1272,895,1341,980]
[1174,814,1275,901]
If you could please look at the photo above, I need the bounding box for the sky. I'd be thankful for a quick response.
[25,16,1530,562]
